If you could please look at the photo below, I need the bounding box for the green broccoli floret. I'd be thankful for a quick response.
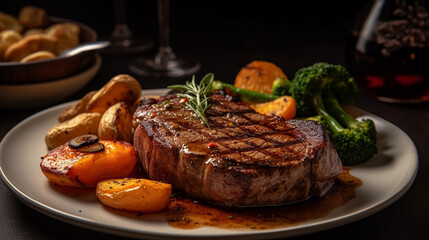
[272,77,291,96]
[290,62,377,165]
[290,62,359,117]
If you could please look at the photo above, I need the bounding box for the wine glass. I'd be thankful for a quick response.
[104,0,154,54]
[128,0,201,77]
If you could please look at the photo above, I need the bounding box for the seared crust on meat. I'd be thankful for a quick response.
[133,93,342,207]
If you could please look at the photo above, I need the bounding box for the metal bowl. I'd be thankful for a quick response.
[0,17,98,85]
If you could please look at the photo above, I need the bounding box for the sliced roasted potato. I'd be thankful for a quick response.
[96,178,172,213]
[234,60,288,94]
[58,91,97,122]
[249,96,296,120]
[98,102,133,142]
[86,74,142,114]
[45,112,101,150]
[41,139,138,188]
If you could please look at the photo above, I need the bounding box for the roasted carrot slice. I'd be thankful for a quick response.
[40,140,138,188]
[249,96,296,120]
[234,60,288,94]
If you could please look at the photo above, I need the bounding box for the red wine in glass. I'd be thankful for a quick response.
[346,0,429,103]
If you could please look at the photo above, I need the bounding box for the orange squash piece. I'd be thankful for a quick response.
[234,60,287,94]
[40,140,138,188]
[96,178,172,213]
[249,96,296,120]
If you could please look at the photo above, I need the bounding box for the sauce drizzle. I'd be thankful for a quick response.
[166,168,361,230]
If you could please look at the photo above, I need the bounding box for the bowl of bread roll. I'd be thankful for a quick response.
[0,6,98,84]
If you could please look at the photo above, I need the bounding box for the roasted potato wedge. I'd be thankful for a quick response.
[20,50,55,62]
[18,6,49,29]
[249,96,296,120]
[128,98,142,116]
[45,22,80,55]
[96,178,172,213]
[0,11,23,33]
[58,91,97,122]
[23,28,45,37]
[41,139,138,188]
[98,102,133,142]
[234,60,288,94]
[45,112,101,150]
[86,74,142,114]
[0,30,22,61]
[4,34,56,62]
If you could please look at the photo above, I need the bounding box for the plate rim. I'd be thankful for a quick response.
[0,89,419,239]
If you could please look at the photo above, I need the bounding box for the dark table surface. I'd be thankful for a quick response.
[1,1,428,239]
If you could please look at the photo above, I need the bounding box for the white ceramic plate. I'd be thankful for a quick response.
[0,54,101,109]
[0,89,418,239]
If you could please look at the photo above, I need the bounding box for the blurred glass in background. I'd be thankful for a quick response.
[346,0,429,103]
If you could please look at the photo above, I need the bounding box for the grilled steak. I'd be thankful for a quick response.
[133,93,343,207]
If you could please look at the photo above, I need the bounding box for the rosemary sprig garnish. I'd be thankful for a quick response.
[168,73,214,128]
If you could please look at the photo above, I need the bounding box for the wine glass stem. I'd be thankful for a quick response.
[155,0,176,67]
[112,0,132,46]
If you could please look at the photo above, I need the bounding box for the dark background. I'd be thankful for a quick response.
[2,0,367,83]
[1,1,428,240]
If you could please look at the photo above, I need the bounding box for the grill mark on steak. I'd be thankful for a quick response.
[176,125,305,166]
[138,102,305,161]
[133,93,343,207]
